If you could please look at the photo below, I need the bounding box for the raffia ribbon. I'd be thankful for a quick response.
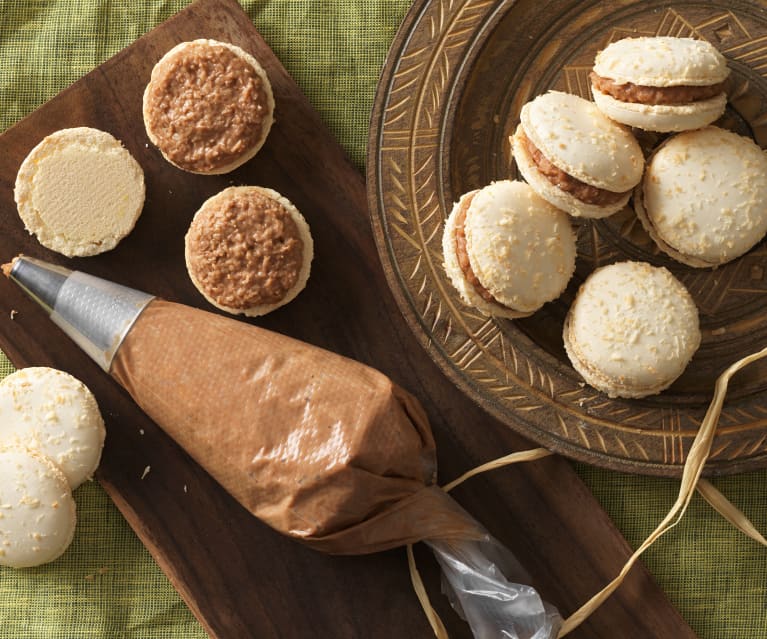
[409,346,767,639]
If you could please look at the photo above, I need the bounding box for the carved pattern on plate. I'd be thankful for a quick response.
[371,0,767,476]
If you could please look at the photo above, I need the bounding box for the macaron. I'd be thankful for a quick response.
[635,126,767,268]
[442,180,576,319]
[143,39,275,174]
[511,91,644,219]
[0,367,106,489]
[591,36,729,133]
[0,446,77,568]
[14,127,145,257]
[563,261,700,399]
[185,186,313,316]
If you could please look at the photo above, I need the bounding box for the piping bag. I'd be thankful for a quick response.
[6,255,561,639]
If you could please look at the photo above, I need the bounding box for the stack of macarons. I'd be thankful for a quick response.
[586,37,767,270]
[444,35,767,399]
[0,367,105,568]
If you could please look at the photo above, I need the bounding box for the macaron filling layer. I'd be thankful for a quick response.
[519,131,628,206]
[453,192,509,310]
[144,41,271,173]
[590,72,726,105]
[186,188,305,309]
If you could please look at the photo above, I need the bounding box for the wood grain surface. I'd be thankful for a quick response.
[0,0,696,637]
[369,0,767,477]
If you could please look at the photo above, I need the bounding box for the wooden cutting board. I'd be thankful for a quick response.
[0,0,697,637]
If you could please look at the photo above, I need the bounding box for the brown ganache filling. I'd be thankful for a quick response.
[454,194,510,309]
[145,42,269,172]
[521,132,628,206]
[590,72,726,105]
[186,191,304,309]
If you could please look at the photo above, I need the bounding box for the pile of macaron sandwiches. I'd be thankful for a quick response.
[443,36,767,399]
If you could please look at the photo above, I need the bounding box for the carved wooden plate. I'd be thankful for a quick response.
[368,0,767,477]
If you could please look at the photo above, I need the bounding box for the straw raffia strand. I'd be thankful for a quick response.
[697,478,767,547]
[557,345,767,636]
[407,346,767,639]
[407,543,449,639]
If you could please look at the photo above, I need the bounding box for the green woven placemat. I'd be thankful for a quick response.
[1,2,765,638]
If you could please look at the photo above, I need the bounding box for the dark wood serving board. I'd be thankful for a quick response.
[0,0,697,637]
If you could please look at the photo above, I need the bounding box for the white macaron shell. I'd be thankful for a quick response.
[593,36,729,87]
[0,367,105,489]
[512,125,631,219]
[0,447,76,568]
[641,127,767,265]
[592,89,727,133]
[464,180,576,313]
[442,191,528,318]
[521,91,644,192]
[565,262,700,397]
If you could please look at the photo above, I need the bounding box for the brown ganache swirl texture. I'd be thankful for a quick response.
[186,190,304,309]
[145,42,269,172]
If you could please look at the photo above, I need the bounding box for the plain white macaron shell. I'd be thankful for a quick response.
[0,367,105,489]
[0,447,76,568]
[635,126,767,267]
[464,180,576,314]
[520,91,644,193]
[593,37,729,87]
[564,261,700,398]
[14,127,145,257]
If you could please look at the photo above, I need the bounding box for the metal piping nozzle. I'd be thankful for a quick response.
[7,256,155,372]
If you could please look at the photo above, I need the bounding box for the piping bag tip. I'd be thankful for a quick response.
[5,255,155,372]
[1,255,19,278]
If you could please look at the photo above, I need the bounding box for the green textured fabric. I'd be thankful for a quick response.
[0,2,765,638]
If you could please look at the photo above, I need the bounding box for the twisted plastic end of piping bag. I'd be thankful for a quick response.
[426,532,561,639]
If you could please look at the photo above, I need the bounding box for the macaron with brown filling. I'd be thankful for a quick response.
[185,186,313,316]
[563,261,700,398]
[634,126,767,268]
[442,180,576,319]
[143,39,275,174]
[511,91,644,219]
[590,37,729,133]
